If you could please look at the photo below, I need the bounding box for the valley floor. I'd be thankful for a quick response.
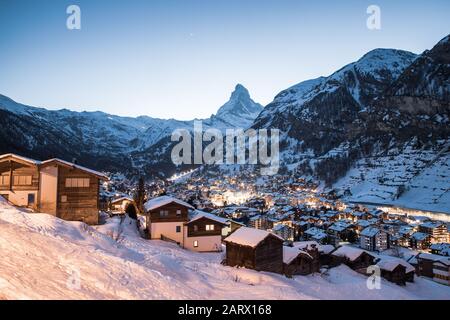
[0,199,449,300]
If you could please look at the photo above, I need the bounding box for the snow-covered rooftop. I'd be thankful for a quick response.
[377,258,415,274]
[224,227,283,248]
[188,210,228,225]
[360,227,381,237]
[40,158,109,180]
[0,153,41,165]
[144,195,194,212]
[332,246,373,262]
[111,196,134,204]
[283,246,312,264]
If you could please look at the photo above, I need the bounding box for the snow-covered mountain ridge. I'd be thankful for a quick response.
[0,84,262,173]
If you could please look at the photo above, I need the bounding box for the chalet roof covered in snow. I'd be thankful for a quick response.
[417,252,450,263]
[40,158,109,180]
[376,258,415,273]
[283,246,312,264]
[0,153,108,179]
[332,246,373,262]
[187,210,228,225]
[224,227,283,248]
[144,195,194,212]
[0,153,41,165]
[111,196,134,204]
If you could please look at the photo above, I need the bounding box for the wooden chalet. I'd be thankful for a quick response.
[224,227,284,274]
[283,245,320,277]
[183,211,227,252]
[0,153,108,225]
[377,259,415,286]
[142,195,194,243]
[331,246,376,271]
[143,196,229,252]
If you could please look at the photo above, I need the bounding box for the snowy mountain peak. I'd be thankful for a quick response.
[231,83,251,100]
[210,84,263,128]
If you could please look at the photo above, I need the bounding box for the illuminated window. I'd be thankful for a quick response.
[13,175,32,186]
[65,178,90,188]
[193,225,198,232]
[61,195,67,203]
[193,241,199,248]
[206,224,215,231]
[176,209,181,215]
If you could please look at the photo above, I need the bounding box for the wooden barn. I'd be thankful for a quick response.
[224,227,284,274]
[0,154,108,225]
[331,246,376,272]
[377,259,415,286]
[283,245,320,277]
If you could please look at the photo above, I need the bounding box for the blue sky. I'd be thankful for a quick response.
[0,0,449,119]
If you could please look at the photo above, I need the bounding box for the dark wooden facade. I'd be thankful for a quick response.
[146,202,189,223]
[380,265,408,286]
[0,157,40,209]
[416,257,435,278]
[0,154,105,225]
[225,235,284,274]
[53,164,101,225]
[284,249,320,277]
[332,251,376,271]
[186,216,224,238]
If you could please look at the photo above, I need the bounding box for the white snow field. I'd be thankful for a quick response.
[0,198,449,300]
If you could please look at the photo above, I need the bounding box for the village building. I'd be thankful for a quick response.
[0,153,108,225]
[430,243,450,256]
[418,221,449,244]
[142,195,194,243]
[327,221,353,246]
[272,223,294,241]
[142,196,228,252]
[248,214,268,230]
[183,211,228,252]
[224,227,284,274]
[355,220,373,233]
[304,227,328,244]
[331,246,376,272]
[376,258,415,286]
[110,196,138,218]
[283,245,319,277]
[293,241,335,266]
[397,226,415,247]
[432,257,450,286]
[360,227,390,252]
[410,232,431,250]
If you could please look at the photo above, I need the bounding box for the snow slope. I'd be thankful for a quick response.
[334,139,450,213]
[0,199,449,300]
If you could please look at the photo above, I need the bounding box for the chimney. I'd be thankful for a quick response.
[72,157,78,164]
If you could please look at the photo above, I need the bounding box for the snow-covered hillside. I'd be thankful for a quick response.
[0,199,448,300]
[334,139,450,213]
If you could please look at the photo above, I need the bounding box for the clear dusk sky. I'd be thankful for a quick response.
[0,0,449,120]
